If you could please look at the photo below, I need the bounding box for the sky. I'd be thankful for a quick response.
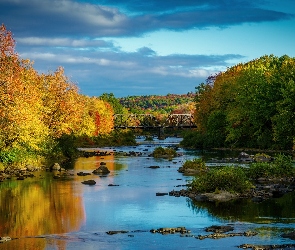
[1,0,295,97]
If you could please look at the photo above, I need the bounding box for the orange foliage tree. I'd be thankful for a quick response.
[0,24,48,154]
[0,24,114,167]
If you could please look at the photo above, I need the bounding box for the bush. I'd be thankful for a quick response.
[272,153,294,177]
[0,149,20,165]
[247,162,271,179]
[180,130,206,149]
[0,162,4,171]
[144,135,154,141]
[180,129,228,149]
[94,130,136,146]
[0,147,45,168]
[55,134,81,159]
[152,147,177,158]
[253,153,272,162]
[248,153,294,179]
[189,166,253,193]
[182,158,207,172]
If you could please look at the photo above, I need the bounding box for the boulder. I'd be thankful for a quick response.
[203,191,239,202]
[238,152,254,163]
[0,236,11,243]
[51,163,61,171]
[92,166,110,175]
[148,166,160,169]
[281,231,295,240]
[205,225,234,233]
[25,164,41,171]
[77,172,91,176]
[82,180,96,185]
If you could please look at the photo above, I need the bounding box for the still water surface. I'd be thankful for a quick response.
[1,137,295,249]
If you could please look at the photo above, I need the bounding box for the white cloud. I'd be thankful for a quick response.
[17,37,113,48]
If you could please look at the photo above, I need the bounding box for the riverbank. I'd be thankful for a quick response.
[1,140,295,249]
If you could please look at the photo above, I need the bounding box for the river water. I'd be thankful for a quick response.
[1,137,295,249]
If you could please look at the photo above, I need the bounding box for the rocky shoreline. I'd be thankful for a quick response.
[168,176,295,203]
[2,225,295,249]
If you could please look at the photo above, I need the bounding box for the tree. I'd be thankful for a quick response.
[99,93,124,114]
[0,24,48,153]
[186,54,295,150]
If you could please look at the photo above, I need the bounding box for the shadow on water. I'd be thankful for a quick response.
[188,192,295,224]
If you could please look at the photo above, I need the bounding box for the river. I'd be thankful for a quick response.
[0,137,295,249]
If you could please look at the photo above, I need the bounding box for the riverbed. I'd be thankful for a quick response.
[1,137,295,249]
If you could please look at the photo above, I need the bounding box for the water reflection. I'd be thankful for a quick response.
[73,152,127,173]
[0,172,85,249]
[188,192,295,224]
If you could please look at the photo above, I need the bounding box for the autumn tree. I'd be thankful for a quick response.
[185,54,295,150]
[0,24,48,165]
[0,24,115,167]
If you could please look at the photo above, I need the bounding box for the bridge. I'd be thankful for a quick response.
[113,113,197,129]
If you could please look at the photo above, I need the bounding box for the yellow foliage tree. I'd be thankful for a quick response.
[40,67,85,138]
[0,24,115,166]
[0,24,48,153]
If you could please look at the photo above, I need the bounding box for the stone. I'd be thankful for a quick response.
[281,231,295,240]
[156,192,168,196]
[26,164,39,171]
[77,172,91,176]
[0,236,11,243]
[51,163,61,171]
[203,191,238,202]
[82,180,96,185]
[194,194,209,201]
[205,225,234,233]
[148,166,160,169]
[106,230,128,235]
[92,166,110,174]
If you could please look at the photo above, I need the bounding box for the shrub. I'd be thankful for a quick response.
[94,130,136,146]
[182,158,207,172]
[247,162,271,179]
[189,166,253,193]
[0,149,20,165]
[248,153,294,179]
[272,153,294,177]
[0,162,4,171]
[152,147,177,158]
[180,130,206,149]
[144,135,154,141]
[0,147,45,168]
[253,153,272,162]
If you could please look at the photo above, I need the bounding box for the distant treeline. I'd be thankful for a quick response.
[118,93,195,114]
[181,54,295,151]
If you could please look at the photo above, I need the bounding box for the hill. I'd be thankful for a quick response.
[118,93,195,114]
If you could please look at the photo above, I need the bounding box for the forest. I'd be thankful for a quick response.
[182,54,295,151]
[0,24,114,169]
[118,93,195,114]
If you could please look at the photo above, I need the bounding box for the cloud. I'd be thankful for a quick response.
[19,45,243,96]
[0,0,293,38]
[2,0,293,97]
[17,37,114,48]
[93,0,258,13]
[137,47,157,56]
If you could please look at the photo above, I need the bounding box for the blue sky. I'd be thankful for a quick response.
[1,0,294,97]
